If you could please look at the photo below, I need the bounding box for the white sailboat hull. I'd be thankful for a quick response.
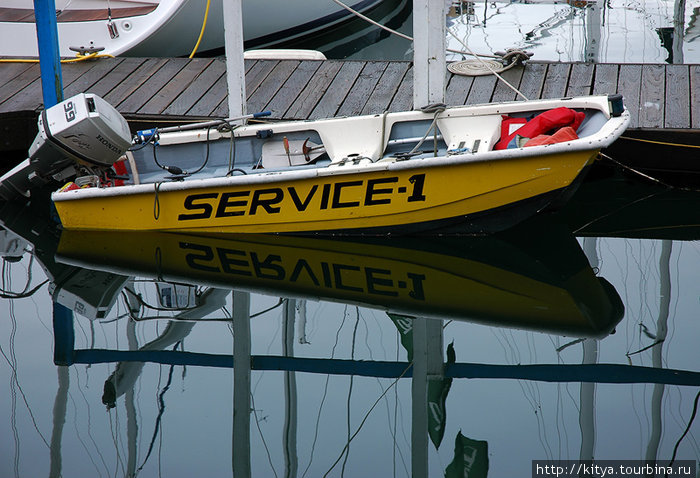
[0,0,384,58]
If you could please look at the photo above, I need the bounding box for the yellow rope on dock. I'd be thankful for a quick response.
[188,0,211,58]
[0,52,114,63]
[619,136,700,149]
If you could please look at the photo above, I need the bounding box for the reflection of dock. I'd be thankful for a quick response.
[50,325,700,387]
[0,59,698,152]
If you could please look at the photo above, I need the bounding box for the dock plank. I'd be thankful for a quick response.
[0,59,697,150]
[361,61,410,115]
[285,61,343,120]
[163,59,226,116]
[445,73,474,105]
[189,74,229,118]
[2,61,112,114]
[247,60,300,116]
[87,57,147,98]
[491,66,525,102]
[541,63,571,99]
[592,64,619,95]
[638,64,665,128]
[63,58,126,98]
[264,60,322,118]
[0,64,40,109]
[105,58,170,108]
[518,62,547,100]
[465,74,498,105]
[118,58,191,114]
[244,60,278,98]
[337,61,388,117]
[0,62,34,89]
[617,64,642,129]
[309,60,365,119]
[137,58,213,115]
[664,65,689,129]
[387,65,414,112]
[566,63,594,97]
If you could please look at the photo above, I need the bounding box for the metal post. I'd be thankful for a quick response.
[33,0,63,107]
[222,0,247,122]
[412,0,446,108]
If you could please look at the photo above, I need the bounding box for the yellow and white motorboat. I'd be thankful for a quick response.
[45,93,629,235]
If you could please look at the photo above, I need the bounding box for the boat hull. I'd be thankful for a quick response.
[53,149,598,235]
[0,0,387,58]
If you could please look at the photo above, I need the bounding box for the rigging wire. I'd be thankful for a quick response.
[136,343,179,473]
[250,392,280,478]
[301,303,348,478]
[340,307,361,476]
[72,370,111,477]
[667,388,700,473]
[0,254,49,299]
[322,362,413,478]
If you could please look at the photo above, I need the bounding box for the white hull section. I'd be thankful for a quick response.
[0,0,383,58]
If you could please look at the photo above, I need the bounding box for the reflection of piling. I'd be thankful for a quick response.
[53,303,74,366]
[49,366,69,478]
[411,318,443,476]
[232,291,251,477]
[283,299,298,478]
[645,240,672,462]
[580,237,598,460]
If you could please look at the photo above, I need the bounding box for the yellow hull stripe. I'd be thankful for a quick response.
[54,150,596,233]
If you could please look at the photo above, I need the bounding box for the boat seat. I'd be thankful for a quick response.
[436,114,502,153]
[315,116,385,162]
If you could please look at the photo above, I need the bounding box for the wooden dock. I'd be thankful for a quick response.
[1,57,698,153]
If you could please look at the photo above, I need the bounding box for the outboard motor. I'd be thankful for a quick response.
[0,93,131,200]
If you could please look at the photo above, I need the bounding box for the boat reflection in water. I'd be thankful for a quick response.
[49,213,626,477]
[56,214,623,339]
[6,194,700,478]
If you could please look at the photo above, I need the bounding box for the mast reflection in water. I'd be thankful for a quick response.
[1,179,699,477]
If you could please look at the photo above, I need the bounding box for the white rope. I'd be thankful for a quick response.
[446,29,529,100]
[330,0,529,100]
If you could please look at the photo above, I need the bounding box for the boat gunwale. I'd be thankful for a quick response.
[156,95,621,146]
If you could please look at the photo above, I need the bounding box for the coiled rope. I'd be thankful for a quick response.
[329,0,532,99]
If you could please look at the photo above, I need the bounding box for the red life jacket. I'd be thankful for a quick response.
[494,107,585,150]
